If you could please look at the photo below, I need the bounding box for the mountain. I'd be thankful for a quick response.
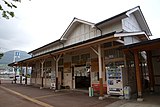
[0,50,31,64]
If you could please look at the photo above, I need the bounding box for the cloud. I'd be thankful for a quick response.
[0,0,159,53]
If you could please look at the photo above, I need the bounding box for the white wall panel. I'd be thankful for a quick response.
[101,21,122,35]
[63,73,72,88]
[124,36,140,45]
[64,24,96,46]
[122,14,141,32]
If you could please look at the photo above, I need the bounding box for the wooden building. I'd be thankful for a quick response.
[9,6,155,99]
[122,38,160,99]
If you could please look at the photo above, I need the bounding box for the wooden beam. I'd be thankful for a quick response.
[146,51,155,92]
[131,42,160,51]
[11,36,118,68]
[25,63,28,85]
[50,36,118,55]
[134,50,143,98]
[20,63,22,84]
[40,60,45,88]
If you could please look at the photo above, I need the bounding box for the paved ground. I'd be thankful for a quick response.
[0,82,118,107]
[0,86,42,107]
[106,91,160,107]
[1,81,160,107]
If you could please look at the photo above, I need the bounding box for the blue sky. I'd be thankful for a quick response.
[0,0,160,52]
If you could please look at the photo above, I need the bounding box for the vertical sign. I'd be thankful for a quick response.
[15,51,20,58]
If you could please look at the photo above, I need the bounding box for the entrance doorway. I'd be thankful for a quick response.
[74,66,90,89]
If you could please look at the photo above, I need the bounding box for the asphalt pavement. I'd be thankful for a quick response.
[0,82,118,107]
[0,81,160,107]
[0,85,42,107]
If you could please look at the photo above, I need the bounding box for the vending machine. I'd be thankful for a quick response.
[106,62,125,96]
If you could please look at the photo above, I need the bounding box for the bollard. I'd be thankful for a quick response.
[91,87,94,96]
[124,86,131,100]
[89,87,94,97]
[89,87,92,97]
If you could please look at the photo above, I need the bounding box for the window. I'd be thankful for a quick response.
[45,61,51,67]
[81,53,90,62]
[104,48,124,59]
[72,55,80,63]
[58,58,63,66]
[103,42,112,48]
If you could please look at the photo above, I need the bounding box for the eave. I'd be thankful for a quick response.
[9,31,117,67]
[121,38,160,52]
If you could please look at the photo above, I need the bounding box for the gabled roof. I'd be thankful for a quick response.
[95,6,139,26]
[28,18,94,54]
[60,17,95,41]
[95,6,152,36]
[95,11,127,26]
[28,39,60,54]
[29,6,152,54]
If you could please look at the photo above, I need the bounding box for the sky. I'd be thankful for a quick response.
[0,0,160,52]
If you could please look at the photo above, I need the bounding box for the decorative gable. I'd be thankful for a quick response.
[124,6,152,36]
[60,18,100,46]
[122,14,142,32]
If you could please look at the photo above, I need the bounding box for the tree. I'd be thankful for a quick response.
[0,0,22,56]
[0,0,20,19]
[0,53,3,59]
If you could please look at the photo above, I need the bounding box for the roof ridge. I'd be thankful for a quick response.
[95,6,140,26]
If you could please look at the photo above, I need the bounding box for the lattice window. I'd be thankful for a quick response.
[104,48,124,59]
[58,58,63,66]
[81,53,90,62]
[72,55,80,63]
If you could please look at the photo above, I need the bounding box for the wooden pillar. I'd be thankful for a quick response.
[55,60,58,90]
[98,44,104,98]
[90,45,104,99]
[14,66,17,84]
[134,50,143,98]
[146,51,155,92]
[44,67,47,87]
[25,64,28,85]
[35,62,37,85]
[53,54,62,90]
[41,60,45,88]
[20,64,22,84]
[51,59,55,86]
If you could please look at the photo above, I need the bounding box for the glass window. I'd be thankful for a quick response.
[58,58,63,66]
[81,53,90,62]
[72,55,80,63]
[104,48,124,59]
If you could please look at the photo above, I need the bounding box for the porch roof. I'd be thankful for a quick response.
[121,38,160,51]
[8,31,117,67]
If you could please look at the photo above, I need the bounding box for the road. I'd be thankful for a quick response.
[0,86,42,107]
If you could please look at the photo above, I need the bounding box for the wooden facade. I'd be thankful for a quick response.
[9,6,154,99]
[122,38,160,99]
